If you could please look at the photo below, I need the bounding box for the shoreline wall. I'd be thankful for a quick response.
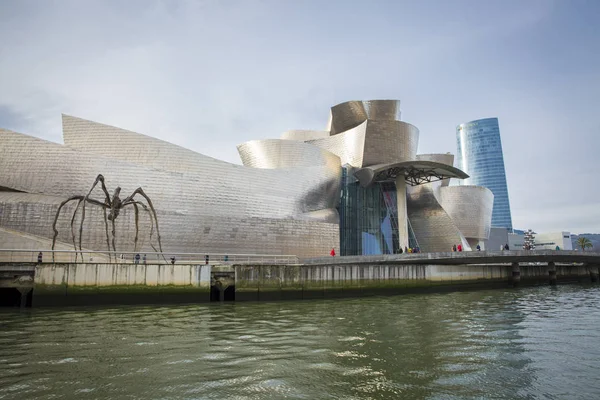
[234,263,590,301]
[33,263,211,306]
[24,262,596,306]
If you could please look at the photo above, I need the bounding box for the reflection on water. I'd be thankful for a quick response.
[2,285,600,399]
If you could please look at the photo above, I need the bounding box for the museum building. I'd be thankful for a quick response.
[0,100,493,257]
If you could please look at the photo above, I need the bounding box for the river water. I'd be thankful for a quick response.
[1,285,600,399]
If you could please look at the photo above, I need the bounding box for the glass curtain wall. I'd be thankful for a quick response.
[339,168,402,255]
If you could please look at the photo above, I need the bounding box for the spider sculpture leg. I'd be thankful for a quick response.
[79,175,112,256]
[111,217,117,255]
[52,196,107,262]
[102,208,112,262]
[122,189,164,254]
[133,203,140,253]
[70,199,83,262]
[128,201,160,255]
[122,197,167,262]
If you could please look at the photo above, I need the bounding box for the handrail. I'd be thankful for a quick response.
[0,249,299,265]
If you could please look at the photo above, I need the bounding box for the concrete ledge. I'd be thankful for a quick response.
[301,251,600,266]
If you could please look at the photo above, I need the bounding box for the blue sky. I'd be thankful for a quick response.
[1,0,599,233]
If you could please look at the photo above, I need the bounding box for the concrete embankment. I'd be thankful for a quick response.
[234,263,592,301]
[32,263,211,306]
[2,252,599,307]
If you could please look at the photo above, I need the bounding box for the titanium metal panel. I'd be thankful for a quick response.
[307,121,367,168]
[280,130,330,141]
[62,114,227,175]
[416,154,454,186]
[406,184,471,253]
[362,120,418,167]
[237,139,341,170]
[308,119,419,169]
[435,185,494,240]
[0,125,339,257]
[0,193,339,258]
[329,100,401,135]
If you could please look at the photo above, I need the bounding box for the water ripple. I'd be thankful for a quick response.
[1,285,600,399]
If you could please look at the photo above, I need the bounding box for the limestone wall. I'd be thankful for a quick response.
[235,263,591,300]
[33,263,211,306]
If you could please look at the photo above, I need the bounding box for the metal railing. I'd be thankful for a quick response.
[0,249,299,265]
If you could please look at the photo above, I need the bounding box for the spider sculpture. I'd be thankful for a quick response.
[51,174,165,262]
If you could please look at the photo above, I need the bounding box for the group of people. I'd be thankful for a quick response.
[133,253,147,264]
[452,243,483,251]
[399,246,420,254]
[451,244,463,252]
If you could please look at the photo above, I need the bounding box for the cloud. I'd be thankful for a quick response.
[0,0,598,233]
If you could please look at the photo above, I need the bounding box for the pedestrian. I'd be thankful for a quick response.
[143,254,147,264]
[330,248,336,257]
[170,256,176,265]
[500,244,504,251]
[457,243,463,252]
[476,244,481,251]
[504,243,509,251]
[398,247,403,254]
[453,244,457,252]
[37,251,43,264]
[555,245,560,251]
[135,253,140,264]
[404,246,408,254]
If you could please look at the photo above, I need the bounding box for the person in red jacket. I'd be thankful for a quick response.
[457,244,463,252]
[330,248,336,257]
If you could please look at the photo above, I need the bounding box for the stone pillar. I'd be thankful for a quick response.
[395,176,409,250]
[17,287,32,309]
[589,264,598,283]
[548,261,556,286]
[511,262,520,287]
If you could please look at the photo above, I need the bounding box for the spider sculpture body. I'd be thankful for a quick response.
[51,174,164,261]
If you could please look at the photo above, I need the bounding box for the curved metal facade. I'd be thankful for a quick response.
[328,100,402,135]
[435,185,494,240]
[407,183,471,253]
[280,130,329,141]
[456,118,513,230]
[416,154,454,187]
[307,122,367,168]
[0,99,496,257]
[0,121,340,257]
[237,139,340,170]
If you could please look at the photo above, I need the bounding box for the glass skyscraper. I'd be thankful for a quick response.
[456,118,513,231]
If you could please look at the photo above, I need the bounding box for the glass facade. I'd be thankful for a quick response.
[338,168,417,255]
[456,118,513,230]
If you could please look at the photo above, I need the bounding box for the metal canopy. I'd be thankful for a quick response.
[354,161,469,187]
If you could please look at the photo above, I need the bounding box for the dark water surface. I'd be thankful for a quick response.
[2,285,600,399]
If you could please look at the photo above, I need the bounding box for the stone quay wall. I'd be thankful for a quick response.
[22,259,598,306]
[234,263,592,301]
[33,263,211,306]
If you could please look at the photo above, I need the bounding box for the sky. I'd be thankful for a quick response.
[0,0,599,234]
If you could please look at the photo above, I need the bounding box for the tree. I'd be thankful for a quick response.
[577,237,593,251]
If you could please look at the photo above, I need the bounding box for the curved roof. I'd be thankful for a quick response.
[280,130,330,141]
[354,161,469,187]
[416,153,455,186]
[237,139,340,169]
[307,119,419,169]
[328,100,401,134]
